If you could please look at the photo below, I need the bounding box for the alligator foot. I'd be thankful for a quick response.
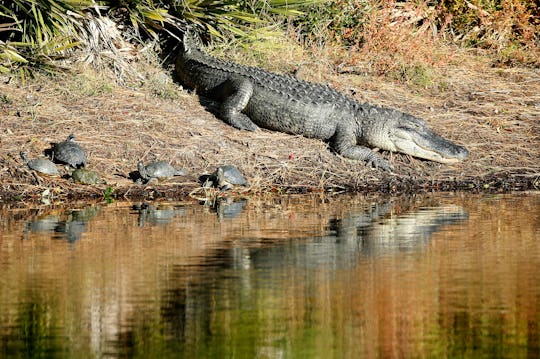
[339,147,393,172]
[223,112,259,131]
[366,153,393,172]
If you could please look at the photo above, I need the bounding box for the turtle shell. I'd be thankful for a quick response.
[138,161,186,181]
[216,165,248,187]
[21,152,59,176]
[51,134,87,168]
[71,168,103,185]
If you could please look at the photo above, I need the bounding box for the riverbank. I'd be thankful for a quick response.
[1,47,538,203]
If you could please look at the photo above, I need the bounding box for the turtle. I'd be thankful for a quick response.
[205,165,248,190]
[137,161,187,184]
[20,151,60,176]
[71,168,105,185]
[50,134,87,168]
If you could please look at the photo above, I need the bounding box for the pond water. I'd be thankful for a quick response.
[0,193,538,358]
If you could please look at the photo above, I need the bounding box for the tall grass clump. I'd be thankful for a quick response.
[295,1,447,85]
[171,0,310,38]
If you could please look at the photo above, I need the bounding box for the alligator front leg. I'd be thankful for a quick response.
[214,77,258,131]
[332,127,393,172]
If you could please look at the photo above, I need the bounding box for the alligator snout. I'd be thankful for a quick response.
[453,145,469,161]
[425,140,469,164]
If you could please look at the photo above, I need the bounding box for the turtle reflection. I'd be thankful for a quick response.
[23,214,60,236]
[133,203,187,226]
[54,206,100,243]
[23,205,101,243]
[214,198,247,221]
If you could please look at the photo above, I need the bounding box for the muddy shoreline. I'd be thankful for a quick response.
[1,171,537,205]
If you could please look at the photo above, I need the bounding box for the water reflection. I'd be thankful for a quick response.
[214,198,247,220]
[212,202,469,272]
[24,214,59,234]
[0,194,538,358]
[133,203,187,227]
[23,205,101,243]
[330,201,468,257]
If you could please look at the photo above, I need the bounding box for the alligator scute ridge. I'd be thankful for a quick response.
[175,32,469,172]
[186,53,352,107]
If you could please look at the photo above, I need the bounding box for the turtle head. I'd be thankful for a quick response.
[137,161,148,180]
[216,167,225,188]
[67,134,75,142]
[20,151,29,162]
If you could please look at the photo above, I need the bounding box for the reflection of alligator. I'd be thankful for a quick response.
[176,33,469,171]
[157,199,469,350]
[231,201,468,269]
[339,203,468,256]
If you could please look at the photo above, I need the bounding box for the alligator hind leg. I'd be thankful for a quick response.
[213,77,258,131]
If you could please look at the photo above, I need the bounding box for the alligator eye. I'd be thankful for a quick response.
[403,115,427,128]
[399,121,424,131]
[397,124,416,131]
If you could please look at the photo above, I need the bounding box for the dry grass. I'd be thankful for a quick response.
[0,45,538,203]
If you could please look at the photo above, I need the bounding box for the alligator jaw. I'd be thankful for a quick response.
[390,124,469,164]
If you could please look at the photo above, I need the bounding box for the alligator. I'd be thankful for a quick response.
[175,32,469,171]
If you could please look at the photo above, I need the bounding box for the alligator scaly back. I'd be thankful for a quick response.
[177,32,359,109]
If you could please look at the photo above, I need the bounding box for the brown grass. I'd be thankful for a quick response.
[0,45,538,203]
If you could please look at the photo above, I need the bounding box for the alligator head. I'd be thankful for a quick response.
[363,109,469,164]
[179,31,204,55]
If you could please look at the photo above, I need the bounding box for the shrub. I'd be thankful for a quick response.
[438,0,539,49]
[1,0,537,76]
[294,0,539,69]
[0,0,316,75]
[0,0,93,75]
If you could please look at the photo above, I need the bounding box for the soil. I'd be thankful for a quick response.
[1,49,539,204]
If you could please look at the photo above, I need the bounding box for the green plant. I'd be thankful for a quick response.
[169,0,315,40]
[0,92,11,104]
[0,0,93,73]
[0,0,318,75]
[293,0,372,46]
[103,186,114,203]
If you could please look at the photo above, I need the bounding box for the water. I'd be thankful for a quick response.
[0,193,538,358]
